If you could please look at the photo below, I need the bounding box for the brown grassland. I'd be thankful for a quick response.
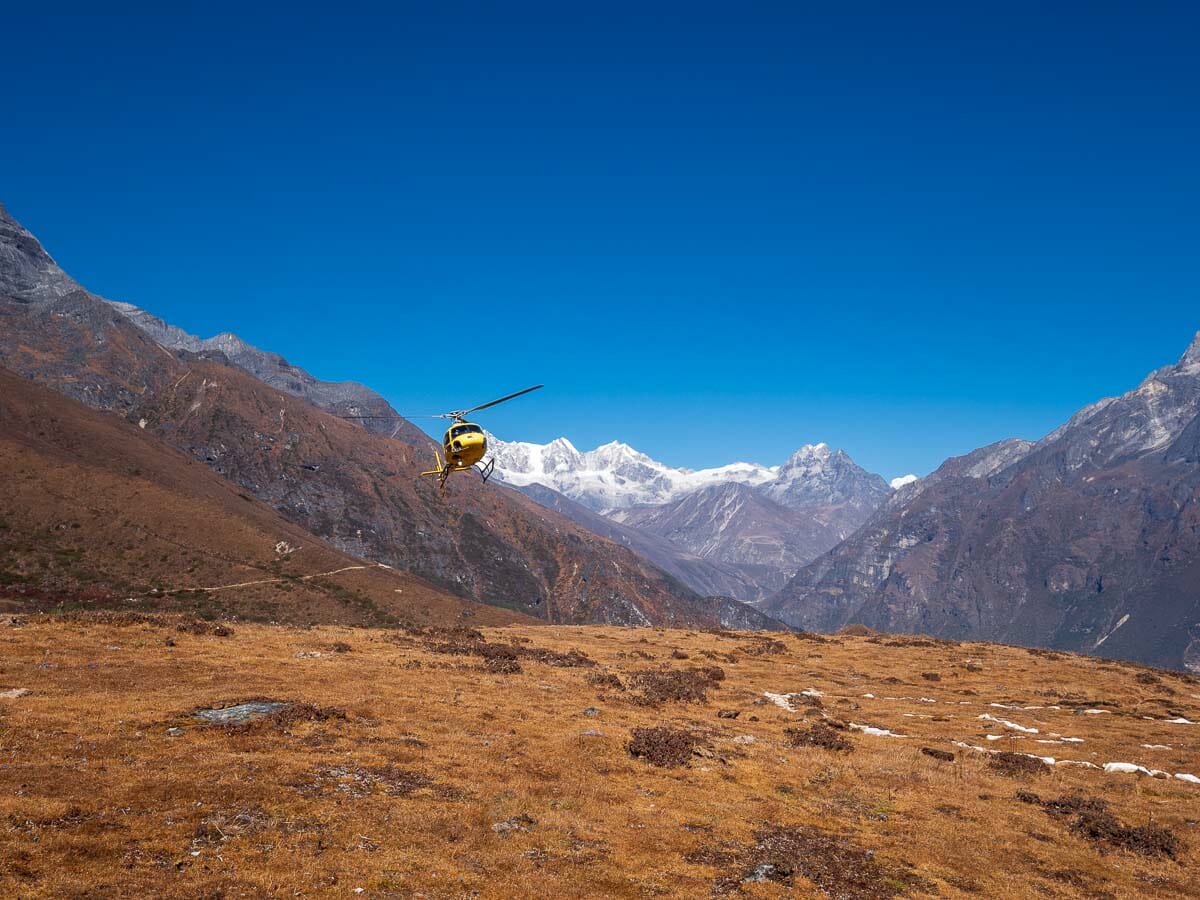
[1,616,1198,898]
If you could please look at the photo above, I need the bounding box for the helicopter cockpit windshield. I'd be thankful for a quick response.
[450,424,483,438]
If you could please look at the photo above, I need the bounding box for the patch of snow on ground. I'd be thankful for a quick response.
[978,713,1039,734]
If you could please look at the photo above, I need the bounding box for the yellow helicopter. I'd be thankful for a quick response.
[345,385,542,494]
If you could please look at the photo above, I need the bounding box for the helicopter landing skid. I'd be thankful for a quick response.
[476,458,495,484]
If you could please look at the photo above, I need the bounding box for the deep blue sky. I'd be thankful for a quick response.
[3,3,1198,478]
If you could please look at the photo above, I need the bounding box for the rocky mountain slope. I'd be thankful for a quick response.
[510,482,771,600]
[0,200,779,630]
[766,336,1200,671]
[611,482,838,598]
[0,367,518,627]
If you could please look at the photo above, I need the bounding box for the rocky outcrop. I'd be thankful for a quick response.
[766,335,1200,670]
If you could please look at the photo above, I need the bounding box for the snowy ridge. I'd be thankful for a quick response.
[487,434,779,512]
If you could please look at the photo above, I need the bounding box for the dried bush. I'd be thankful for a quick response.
[785,723,854,753]
[629,667,723,705]
[711,824,928,896]
[1016,791,1181,858]
[921,747,955,763]
[627,726,696,767]
[587,671,625,691]
[988,752,1048,778]
[739,639,788,656]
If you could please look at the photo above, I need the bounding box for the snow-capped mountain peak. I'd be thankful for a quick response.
[487,434,778,512]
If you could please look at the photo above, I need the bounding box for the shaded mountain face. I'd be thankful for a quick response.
[611,482,842,598]
[765,337,1200,670]
[0,201,765,629]
[512,482,774,602]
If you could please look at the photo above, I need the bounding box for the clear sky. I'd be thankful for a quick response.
[3,2,1198,479]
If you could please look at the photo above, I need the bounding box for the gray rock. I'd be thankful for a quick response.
[582,706,600,717]
[744,863,778,883]
[491,814,536,834]
[194,701,288,724]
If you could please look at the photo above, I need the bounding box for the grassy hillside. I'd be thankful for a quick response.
[1,616,1196,897]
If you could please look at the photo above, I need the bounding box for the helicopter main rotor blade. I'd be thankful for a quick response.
[458,384,544,417]
[338,414,442,420]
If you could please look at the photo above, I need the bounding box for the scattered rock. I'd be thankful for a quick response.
[921,747,955,763]
[0,615,23,628]
[921,672,941,681]
[0,688,32,700]
[743,863,778,883]
[580,729,603,738]
[582,706,600,717]
[194,701,289,725]
[492,814,536,834]
[717,709,740,719]
[731,735,756,745]
[166,727,184,737]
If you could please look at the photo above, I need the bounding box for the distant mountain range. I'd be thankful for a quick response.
[491,437,894,600]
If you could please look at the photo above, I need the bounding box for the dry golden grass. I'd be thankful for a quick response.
[1,617,1198,898]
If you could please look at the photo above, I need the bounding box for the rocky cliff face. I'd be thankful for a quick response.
[0,200,774,629]
[766,336,1200,670]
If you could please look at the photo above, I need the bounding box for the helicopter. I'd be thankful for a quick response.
[343,385,543,494]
